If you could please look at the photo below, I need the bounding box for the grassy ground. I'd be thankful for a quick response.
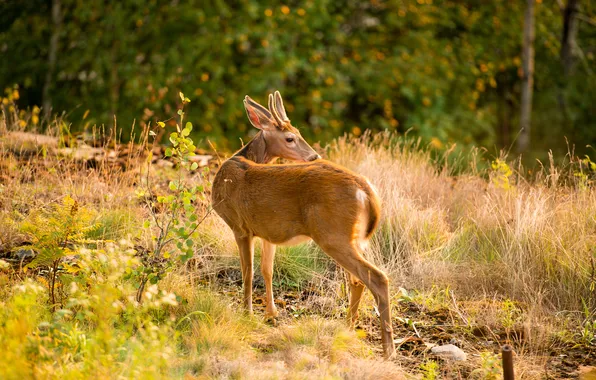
[0,118,595,379]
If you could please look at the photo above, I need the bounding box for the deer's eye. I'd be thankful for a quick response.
[286,137,295,143]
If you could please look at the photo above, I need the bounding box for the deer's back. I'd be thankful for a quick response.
[212,157,377,243]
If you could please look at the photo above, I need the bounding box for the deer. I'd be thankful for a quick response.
[211,91,395,358]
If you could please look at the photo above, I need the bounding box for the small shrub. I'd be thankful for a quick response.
[18,195,98,310]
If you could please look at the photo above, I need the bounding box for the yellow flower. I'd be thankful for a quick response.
[324,77,334,86]
[475,79,485,92]
[297,8,306,16]
[264,9,273,17]
[422,97,431,107]
[19,119,27,127]
[12,90,19,100]
[430,137,443,149]
[352,126,361,136]
[281,5,290,15]
[32,115,39,125]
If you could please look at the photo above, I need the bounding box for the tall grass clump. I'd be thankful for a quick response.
[328,132,596,315]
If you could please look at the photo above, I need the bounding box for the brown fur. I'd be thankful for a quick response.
[213,157,378,245]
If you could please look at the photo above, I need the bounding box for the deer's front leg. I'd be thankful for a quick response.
[261,240,278,318]
[235,235,254,314]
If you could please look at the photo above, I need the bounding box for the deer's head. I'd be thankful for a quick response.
[243,91,320,162]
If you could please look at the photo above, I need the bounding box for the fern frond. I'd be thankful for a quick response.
[25,247,66,269]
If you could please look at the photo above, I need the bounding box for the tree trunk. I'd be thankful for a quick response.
[561,0,580,76]
[517,0,535,155]
[42,0,62,121]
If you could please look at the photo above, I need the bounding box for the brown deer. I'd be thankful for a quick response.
[211,91,395,358]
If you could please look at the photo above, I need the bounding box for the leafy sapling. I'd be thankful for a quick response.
[134,92,210,303]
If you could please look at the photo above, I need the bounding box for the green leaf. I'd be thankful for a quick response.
[165,148,173,157]
[143,220,150,228]
[186,239,193,248]
[169,181,177,191]
[177,109,183,116]
[157,121,166,128]
[190,162,198,170]
[179,92,185,101]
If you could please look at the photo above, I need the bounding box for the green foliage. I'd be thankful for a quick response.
[133,93,210,302]
[498,299,523,334]
[18,195,99,310]
[578,298,596,346]
[490,158,514,190]
[420,360,440,380]
[266,244,329,289]
[574,155,596,190]
[20,195,97,268]
[470,351,501,379]
[1,1,594,157]
[0,243,178,379]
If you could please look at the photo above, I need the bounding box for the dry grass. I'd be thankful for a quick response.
[328,132,596,313]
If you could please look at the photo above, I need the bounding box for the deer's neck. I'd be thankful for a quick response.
[234,132,276,164]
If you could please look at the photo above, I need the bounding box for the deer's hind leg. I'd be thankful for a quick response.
[348,273,365,328]
[317,239,395,358]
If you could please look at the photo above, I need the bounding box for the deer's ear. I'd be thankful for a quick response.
[244,96,276,131]
[273,91,290,122]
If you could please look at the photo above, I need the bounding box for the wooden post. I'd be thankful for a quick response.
[502,344,514,380]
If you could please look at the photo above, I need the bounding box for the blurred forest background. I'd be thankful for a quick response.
[0,0,594,160]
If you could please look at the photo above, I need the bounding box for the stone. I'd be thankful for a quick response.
[431,344,467,361]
